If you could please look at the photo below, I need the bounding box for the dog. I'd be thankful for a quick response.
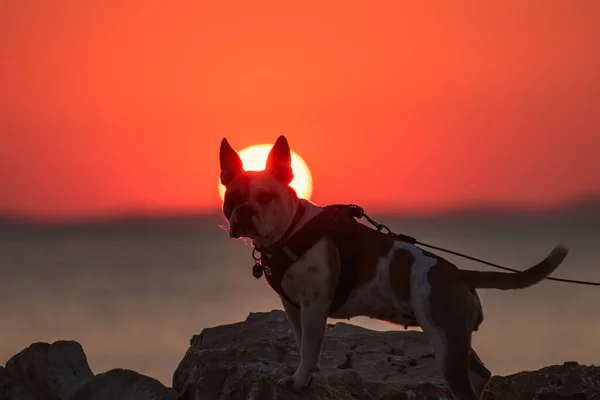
[219,135,569,400]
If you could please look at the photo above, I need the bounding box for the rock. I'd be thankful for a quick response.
[484,362,600,399]
[2,311,598,399]
[173,310,450,399]
[1,341,175,400]
[71,369,176,400]
[0,365,58,400]
[173,310,600,400]
[3,341,93,400]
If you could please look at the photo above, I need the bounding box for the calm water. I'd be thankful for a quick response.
[1,211,599,386]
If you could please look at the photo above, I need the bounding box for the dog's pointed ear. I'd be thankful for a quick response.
[266,135,293,185]
[220,138,244,186]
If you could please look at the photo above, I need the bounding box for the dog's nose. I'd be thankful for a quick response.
[231,204,257,237]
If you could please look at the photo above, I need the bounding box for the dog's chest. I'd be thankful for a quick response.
[330,240,416,324]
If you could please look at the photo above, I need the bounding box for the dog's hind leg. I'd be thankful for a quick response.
[410,252,481,400]
[470,349,491,398]
[441,331,479,400]
[415,317,479,400]
[468,298,492,397]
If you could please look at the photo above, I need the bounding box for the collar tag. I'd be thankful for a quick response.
[252,263,263,279]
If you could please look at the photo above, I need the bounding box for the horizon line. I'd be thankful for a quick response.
[1,196,600,225]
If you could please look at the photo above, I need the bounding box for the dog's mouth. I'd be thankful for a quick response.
[230,224,257,239]
[229,215,267,240]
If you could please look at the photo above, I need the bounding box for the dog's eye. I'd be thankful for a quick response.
[225,190,242,206]
[257,192,275,204]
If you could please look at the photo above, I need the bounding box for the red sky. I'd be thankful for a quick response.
[1,1,599,220]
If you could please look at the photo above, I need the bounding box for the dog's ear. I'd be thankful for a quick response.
[219,138,244,186]
[266,135,294,185]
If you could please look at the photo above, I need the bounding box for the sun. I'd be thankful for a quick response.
[218,144,313,201]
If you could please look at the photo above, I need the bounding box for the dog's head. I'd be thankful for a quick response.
[219,135,299,246]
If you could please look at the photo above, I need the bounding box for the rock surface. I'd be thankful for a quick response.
[2,311,598,399]
[0,341,175,400]
[71,369,176,400]
[173,310,600,400]
[485,362,600,400]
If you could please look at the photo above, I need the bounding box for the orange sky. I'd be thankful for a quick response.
[1,1,599,220]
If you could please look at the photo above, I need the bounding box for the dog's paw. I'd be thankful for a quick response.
[277,373,313,393]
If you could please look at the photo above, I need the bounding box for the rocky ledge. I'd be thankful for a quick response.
[2,310,599,400]
[0,341,176,400]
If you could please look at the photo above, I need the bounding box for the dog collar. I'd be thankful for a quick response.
[276,201,307,246]
[252,201,305,275]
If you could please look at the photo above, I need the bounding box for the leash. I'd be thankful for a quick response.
[329,204,600,287]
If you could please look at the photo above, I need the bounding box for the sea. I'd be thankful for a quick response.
[1,208,599,386]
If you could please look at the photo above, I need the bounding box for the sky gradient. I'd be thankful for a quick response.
[1,1,599,220]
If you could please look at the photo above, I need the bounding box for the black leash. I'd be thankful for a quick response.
[329,204,600,287]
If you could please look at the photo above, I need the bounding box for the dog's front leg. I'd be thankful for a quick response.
[278,271,331,392]
[278,239,337,393]
[281,297,302,351]
[281,290,329,392]
[279,294,329,392]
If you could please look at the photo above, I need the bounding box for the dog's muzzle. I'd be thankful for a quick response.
[230,204,258,238]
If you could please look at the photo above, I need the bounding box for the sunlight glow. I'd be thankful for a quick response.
[218,144,313,201]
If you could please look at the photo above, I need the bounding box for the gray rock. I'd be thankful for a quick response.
[484,361,600,399]
[71,369,176,400]
[173,310,451,399]
[1,341,175,400]
[3,341,93,400]
[173,310,600,400]
[0,365,59,400]
[2,311,598,399]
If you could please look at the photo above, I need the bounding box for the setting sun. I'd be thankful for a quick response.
[218,144,313,201]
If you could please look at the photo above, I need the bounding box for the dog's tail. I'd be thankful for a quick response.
[460,244,569,290]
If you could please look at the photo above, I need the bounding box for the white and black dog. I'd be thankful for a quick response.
[219,135,568,400]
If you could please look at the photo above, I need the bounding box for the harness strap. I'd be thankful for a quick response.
[326,209,360,314]
[259,206,360,314]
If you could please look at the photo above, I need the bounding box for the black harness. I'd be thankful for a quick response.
[252,204,362,315]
